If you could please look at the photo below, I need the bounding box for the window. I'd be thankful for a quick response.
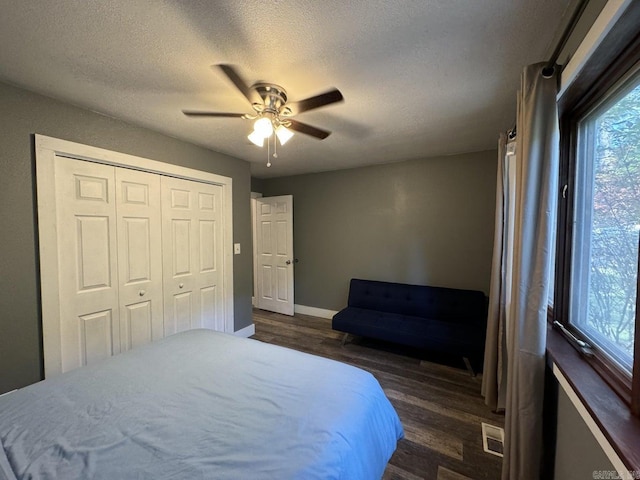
[553,4,640,468]
[569,71,640,378]
[557,38,640,413]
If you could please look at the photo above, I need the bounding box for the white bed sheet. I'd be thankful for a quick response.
[0,329,403,479]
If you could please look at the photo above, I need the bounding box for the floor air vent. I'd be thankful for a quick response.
[481,423,504,457]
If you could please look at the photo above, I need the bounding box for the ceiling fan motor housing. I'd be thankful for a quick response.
[252,83,288,115]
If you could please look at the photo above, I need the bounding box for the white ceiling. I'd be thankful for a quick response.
[0,0,571,178]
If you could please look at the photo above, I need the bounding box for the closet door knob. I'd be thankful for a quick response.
[179,283,184,289]
[138,290,146,296]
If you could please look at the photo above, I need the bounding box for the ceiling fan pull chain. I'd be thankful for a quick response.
[273,134,278,159]
[267,134,271,167]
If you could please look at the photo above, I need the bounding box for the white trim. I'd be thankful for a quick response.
[552,363,629,479]
[234,323,255,338]
[294,304,338,319]
[35,140,63,376]
[559,0,633,99]
[36,135,233,185]
[0,390,17,398]
[250,192,262,307]
[35,134,235,376]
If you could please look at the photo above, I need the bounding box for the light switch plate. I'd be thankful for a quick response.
[234,243,241,254]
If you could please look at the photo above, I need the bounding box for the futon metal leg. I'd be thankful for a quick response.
[341,333,350,346]
[463,357,476,377]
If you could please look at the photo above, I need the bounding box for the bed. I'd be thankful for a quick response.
[0,329,403,479]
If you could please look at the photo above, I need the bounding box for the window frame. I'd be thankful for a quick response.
[554,4,640,417]
[573,64,640,380]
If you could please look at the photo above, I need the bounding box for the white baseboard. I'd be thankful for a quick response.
[294,304,338,319]
[234,323,256,338]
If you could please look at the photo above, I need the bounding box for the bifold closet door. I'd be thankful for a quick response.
[161,176,224,335]
[55,159,165,372]
[50,157,224,374]
[55,157,121,372]
[115,167,164,351]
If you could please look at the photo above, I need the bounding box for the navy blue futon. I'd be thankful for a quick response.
[332,279,488,373]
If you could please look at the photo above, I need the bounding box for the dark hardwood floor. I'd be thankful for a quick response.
[251,308,504,480]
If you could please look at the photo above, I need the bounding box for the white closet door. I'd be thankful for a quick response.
[161,176,224,335]
[115,168,164,350]
[55,157,120,372]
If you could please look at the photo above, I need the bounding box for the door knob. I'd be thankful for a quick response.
[138,290,146,296]
[286,260,291,265]
[179,283,184,289]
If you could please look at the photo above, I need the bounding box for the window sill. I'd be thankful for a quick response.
[546,324,640,473]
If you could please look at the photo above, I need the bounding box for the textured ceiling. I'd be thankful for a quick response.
[0,0,571,178]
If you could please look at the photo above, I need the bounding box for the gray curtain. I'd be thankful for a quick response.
[482,132,514,413]
[501,62,559,480]
[482,63,559,480]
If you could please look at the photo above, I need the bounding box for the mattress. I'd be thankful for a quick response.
[0,329,403,479]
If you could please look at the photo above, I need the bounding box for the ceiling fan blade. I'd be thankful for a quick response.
[216,64,262,105]
[282,88,343,116]
[182,110,246,118]
[286,119,331,139]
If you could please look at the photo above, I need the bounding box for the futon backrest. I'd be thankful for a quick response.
[347,278,487,324]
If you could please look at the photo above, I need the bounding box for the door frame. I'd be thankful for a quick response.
[35,134,235,376]
[250,191,263,307]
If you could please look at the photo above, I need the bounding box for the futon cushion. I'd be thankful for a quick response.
[346,279,486,324]
[333,307,484,353]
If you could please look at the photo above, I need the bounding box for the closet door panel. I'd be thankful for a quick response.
[123,301,153,349]
[162,177,197,335]
[197,189,223,332]
[115,168,164,348]
[55,157,120,373]
[80,310,114,365]
[161,176,224,335]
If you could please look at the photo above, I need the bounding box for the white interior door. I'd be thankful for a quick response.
[256,195,294,315]
[115,168,164,350]
[161,176,224,334]
[55,157,120,372]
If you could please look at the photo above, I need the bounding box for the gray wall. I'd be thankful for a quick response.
[0,81,253,394]
[254,150,497,310]
[554,386,615,478]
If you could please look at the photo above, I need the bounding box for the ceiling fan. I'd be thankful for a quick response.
[182,65,344,149]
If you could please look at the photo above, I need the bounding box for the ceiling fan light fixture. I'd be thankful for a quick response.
[275,125,294,145]
[248,130,265,147]
[254,117,273,138]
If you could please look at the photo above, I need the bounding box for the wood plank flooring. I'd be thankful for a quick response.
[251,308,504,480]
